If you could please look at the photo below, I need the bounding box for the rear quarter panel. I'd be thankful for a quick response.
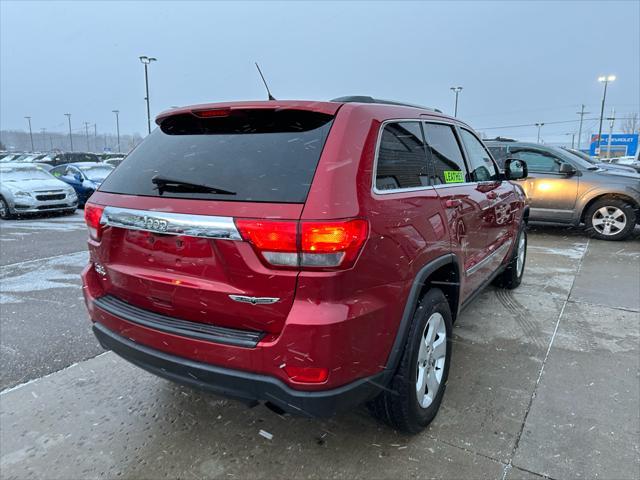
[298,106,451,378]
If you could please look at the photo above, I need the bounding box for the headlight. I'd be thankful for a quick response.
[67,190,77,198]
[14,191,32,198]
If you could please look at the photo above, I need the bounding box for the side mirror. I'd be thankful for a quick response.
[559,163,577,175]
[73,173,83,182]
[504,158,528,180]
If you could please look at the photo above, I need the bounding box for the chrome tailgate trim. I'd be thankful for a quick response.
[100,206,242,240]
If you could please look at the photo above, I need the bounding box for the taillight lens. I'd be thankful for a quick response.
[84,203,105,241]
[235,218,368,270]
[301,220,368,267]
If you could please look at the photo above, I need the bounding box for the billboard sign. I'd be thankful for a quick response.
[589,133,638,158]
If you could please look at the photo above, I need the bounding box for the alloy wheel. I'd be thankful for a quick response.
[592,206,626,236]
[516,232,526,277]
[416,312,447,409]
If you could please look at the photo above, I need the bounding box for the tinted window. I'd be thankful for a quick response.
[460,129,498,182]
[423,123,467,185]
[99,109,334,203]
[375,122,428,190]
[511,150,560,173]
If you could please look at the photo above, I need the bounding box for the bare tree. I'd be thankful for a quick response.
[621,113,639,134]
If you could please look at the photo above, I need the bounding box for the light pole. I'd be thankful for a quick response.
[597,75,616,156]
[450,86,463,117]
[139,55,157,134]
[64,113,73,151]
[83,122,91,151]
[24,116,34,152]
[576,104,590,150]
[565,132,576,149]
[606,108,615,159]
[112,110,121,152]
[535,123,544,143]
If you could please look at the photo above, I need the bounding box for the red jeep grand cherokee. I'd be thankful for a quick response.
[82,97,529,433]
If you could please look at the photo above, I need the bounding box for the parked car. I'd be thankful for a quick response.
[50,162,114,207]
[39,152,102,167]
[82,98,529,433]
[0,153,23,163]
[103,157,125,168]
[486,139,640,240]
[607,156,640,173]
[0,163,78,219]
[560,147,637,173]
[100,153,127,161]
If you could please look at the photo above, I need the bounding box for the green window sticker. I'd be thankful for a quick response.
[443,170,464,183]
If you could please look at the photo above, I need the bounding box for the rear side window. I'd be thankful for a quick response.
[99,109,334,203]
[375,122,428,191]
[459,129,499,182]
[422,123,467,185]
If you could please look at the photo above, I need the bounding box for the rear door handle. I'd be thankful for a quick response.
[445,199,462,209]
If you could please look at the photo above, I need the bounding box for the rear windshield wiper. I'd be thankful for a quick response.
[151,175,236,195]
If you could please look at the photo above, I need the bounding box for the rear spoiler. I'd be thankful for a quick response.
[156,101,341,126]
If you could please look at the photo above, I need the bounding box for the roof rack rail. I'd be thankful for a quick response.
[484,136,517,142]
[331,96,442,113]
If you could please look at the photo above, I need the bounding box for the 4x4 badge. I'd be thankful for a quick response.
[228,295,280,305]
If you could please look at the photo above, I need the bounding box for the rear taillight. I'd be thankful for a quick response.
[235,219,368,270]
[84,203,105,241]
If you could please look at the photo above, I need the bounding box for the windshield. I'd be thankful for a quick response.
[0,167,55,181]
[549,146,597,169]
[78,165,113,181]
[562,148,596,164]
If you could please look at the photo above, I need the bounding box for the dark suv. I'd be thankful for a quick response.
[82,98,528,433]
[486,139,640,241]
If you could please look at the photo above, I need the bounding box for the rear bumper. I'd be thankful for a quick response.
[93,322,384,417]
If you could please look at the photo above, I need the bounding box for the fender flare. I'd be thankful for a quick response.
[575,188,640,223]
[381,253,459,381]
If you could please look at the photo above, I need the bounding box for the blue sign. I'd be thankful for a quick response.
[590,133,638,157]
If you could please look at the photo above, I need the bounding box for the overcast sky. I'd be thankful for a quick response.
[1,0,639,145]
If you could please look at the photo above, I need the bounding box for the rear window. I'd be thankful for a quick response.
[99,109,334,203]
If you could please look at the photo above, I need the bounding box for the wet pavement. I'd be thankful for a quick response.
[1,216,638,479]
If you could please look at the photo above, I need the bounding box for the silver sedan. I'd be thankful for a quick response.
[0,163,78,219]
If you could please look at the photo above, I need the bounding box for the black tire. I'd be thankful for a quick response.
[494,228,527,289]
[585,197,637,241]
[0,197,14,220]
[367,288,453,434]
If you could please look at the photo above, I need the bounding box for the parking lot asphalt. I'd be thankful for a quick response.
[0,216,638,480]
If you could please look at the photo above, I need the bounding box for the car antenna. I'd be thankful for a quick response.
[255,62,276,101]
